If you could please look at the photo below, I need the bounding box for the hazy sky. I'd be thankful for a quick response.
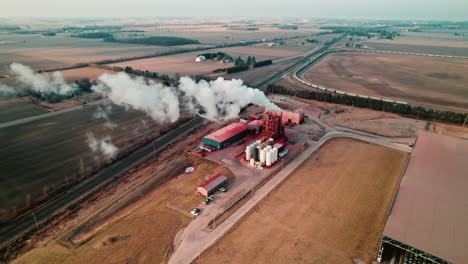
[1,0,467,21]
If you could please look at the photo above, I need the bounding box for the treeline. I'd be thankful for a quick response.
[27,78,94,103]
[72,32,114,39]
[253,59,273,68]
[278,25,299,30]
[319,26,400,39]
[213,56,273,74]
[106,36,201,46]
[198,52,233,62]
[266,84,467,124]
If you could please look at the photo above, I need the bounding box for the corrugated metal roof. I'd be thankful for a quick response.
[383,131,468,263]
[199,174,227,191]
[204,123,252,143]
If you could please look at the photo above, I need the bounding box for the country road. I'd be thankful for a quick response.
[0,116,204,246]
[168,131,411,264]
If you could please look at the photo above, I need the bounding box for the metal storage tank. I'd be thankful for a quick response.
[269,138,274,145]
[254,146,260,161]
[246,145,252,160]
[260,148,266,164]
[266,150,272,166]
[273,147,278,162]
[250,158,255,167]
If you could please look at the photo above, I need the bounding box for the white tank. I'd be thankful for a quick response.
[246,145,252,160]
[269,138,274,145]
[250,158,255,167]
[273,147,278,162]
[266,150,272,166]
[260,148,266,164]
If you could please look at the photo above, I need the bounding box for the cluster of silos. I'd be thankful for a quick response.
[245,138,279,168]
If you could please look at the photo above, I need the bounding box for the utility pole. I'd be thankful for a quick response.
[32,212,41,237]
[152,140,156,173]
[464,115,467,128]
[213,215,216,229]
[251,182,254,197]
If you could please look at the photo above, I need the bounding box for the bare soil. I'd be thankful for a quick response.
[302,52,468,112]
[197,138,408,264]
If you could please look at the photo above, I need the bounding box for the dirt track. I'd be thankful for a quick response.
[196,138,408,264]
[302,52,468,112]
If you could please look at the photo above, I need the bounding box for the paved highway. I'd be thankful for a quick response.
[0,116,204,246]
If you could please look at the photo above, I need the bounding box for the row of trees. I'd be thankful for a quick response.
[266,84,467,124]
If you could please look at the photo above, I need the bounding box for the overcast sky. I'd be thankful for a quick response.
[1,0,467,21]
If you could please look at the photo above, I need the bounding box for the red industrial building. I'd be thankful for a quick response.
[197,174,227,197]
[202,123,253,149]
[271,110,304,124]
[247,120,264,133]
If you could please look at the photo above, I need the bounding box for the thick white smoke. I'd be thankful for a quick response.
[0,84,16,97]
[92,73,280,123]
[86,132,118,160]
[9,63,78,95]
[179,77,280,120]
[92,73,180,123]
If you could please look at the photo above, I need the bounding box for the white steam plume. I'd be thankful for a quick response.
[86,132,118,160]
[9,63,78,95]
[93,103,116,130]
[92,73,180,123]
[92,73,280,123]
[179,77,280,120]
[0,84,17,97]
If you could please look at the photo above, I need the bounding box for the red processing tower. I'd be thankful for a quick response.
[262,110,285,139]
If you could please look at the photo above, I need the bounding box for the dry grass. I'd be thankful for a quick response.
[197,138,408,264]
[302,52,468,112]
[13,156,233,264]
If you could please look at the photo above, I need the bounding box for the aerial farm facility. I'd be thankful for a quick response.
[378,131,468,264]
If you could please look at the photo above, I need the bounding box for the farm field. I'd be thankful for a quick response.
[0,103,162,215]
[109,51,234,76]
[361,42,468,57]
[302,52,468,112]
[197,138,409,264]
[0,98,48,123]
[54,66,116,81]
[0,33,181,75]
[226,58,300,86]
[109,44,307,76]
[127,24,323,45]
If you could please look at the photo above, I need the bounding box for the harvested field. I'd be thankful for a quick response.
[361,42,468,57]
[12,156,233,264]
[216,46,303,60]
[109,45,304,76]
[0,33,180,75]
[0,98,47,123]
[226,58,300,86]
[197,138,408,264]
[55,67,115,81]
[127,25,322,45]
[109,51,234,76]
[366,38,468,49]
[0,103,163,215]
[302,52,468,112]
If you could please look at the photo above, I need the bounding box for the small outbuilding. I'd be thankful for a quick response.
[197,174,227,197]
[195,55,206,62]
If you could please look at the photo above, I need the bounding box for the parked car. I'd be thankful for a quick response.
[203,196,215,205]
[218,186,226,192]
[191,208,200,216]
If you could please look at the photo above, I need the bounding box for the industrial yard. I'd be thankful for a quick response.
[1,13,468,264]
